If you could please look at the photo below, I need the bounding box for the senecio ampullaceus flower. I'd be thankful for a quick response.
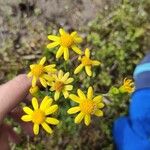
[49,70,74,101]
[67,87,104,126]
[27,57,57,87]
[119,78,135,94]
[47,28,83,60]
[21,96,59,135]
[74,48,101,76]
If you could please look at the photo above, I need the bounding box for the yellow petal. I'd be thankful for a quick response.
[85,66,92,76]
[61,72,69,81]
[62,90,69,98]
[85,48,90,58]
[39,57,46,65]
[71,45,82,54]
[97,103,105,108]
[65,78,74,84]
[74,64,84,74]
[30,64,35,69]
[54,91,60,101]
[94,110,103,117]
[27,72,32,78]
[46,117,59,125]
[84,115,91,126]
[40,96,53,111]
[77,89,86,99]
[53,74,58,80]
[47,42,59,49]
[56,46,64,59]
[32,76,37,87]
[33,124,39,135]
[21,115,32,122]
[39,78,47,87]
[58,70,64,79]
[50,86,55,91]
[67,107,80,114]
[47,35,60,41]
[78,56,82,61]
[64,85,73,91]
[42,74,54,82]
[74,37,83,43]
[64,48,69,60]
[71,31,77,37]
[74,112,85,124]
[93,95,102,104]
[87,86,93,100]
[69,94,80,103]
[44,65,56,73]
[23,107,33,115]
[92,60,100,66]
[41,122,53,134]
[32,97,39,110]
[45,105,58,115]
[59,28,66,35]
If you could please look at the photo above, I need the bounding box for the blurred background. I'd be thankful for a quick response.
[0,0,150,149]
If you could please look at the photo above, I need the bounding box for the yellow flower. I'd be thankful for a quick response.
[27,57,57,87]
[21,96,59,135]
[47,28,83,60]
[29,86,39,96]
[74,48,100,76]
[67,87,104,126]
[119,78,135,94]
[49,70,74,101]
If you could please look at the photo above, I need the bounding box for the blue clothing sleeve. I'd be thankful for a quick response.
[113,53,150,150]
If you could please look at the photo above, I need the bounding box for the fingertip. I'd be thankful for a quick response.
[0,74,31,123]
[14,74,31,87]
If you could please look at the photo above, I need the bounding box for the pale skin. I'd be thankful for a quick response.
[0,74,31,122]
[0,74,32,149]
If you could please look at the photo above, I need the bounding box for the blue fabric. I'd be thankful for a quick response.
[134,72,150,90]
[113,89,150,150]
[113,117,150,150]
[130,88,150,139]
[113,53,150,150]
[134,53,150,90]
[134,63,150,79]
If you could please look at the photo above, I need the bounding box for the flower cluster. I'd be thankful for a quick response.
[22,28,133,135]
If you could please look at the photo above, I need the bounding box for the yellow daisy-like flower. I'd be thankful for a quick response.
[47,28,83,60]
[67,87,104,126]
[27,57,57,87]
[119,78,135,94]
[74,48,100,76]
[49,70,74,101]
[21,96,59,135]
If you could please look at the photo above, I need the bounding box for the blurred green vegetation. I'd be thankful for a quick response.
[1,0,150,149]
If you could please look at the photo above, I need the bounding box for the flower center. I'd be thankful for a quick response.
[54,81,64,92]
[60,33,73,47]
[32,109,45,124]
[31,64,44,77]
[80,99,96,114]
[81,56,92,66]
